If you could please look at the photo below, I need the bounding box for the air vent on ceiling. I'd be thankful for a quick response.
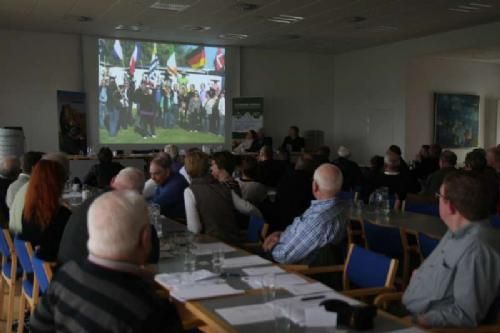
[268,14,304,24]
[182,25,211,31]
[150,1,191,12]
[350,16,367,23]
[218,33,248,40]
[236,2,259,11]
[366,25,399,33]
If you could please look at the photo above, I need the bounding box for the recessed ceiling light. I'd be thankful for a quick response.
[218,33,248,40]
[268,14,304,24]
[448,7,472,13]
[150,1,191,12]
[449,1,493,13]
[458,5,480,10]
[469,2,493,7]
[115,24,143,32]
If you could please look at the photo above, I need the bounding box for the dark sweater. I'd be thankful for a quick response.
[84,162,124,189]
[30,260,182,333]
[20,206,71,261]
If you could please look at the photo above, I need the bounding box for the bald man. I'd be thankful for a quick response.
[31,191,182,333]
[263,163,348,264]
[57,167,161,264]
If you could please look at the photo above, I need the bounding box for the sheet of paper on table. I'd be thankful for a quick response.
[243,273,308,289]
[170,283,244,302]
[284,282,333,296]
[155,269,218,288]
[190,242,236,256]
[304,307,337,327]
[216,303,275,325]
[242,266,285,276]
[222,255,270,268]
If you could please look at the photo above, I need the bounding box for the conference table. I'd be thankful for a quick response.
[153,218,423,333]
[350,208,447,239]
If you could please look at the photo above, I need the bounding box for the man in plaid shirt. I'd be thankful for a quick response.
[263,163,347,264]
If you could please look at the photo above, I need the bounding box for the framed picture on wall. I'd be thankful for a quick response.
[434,93,479,148]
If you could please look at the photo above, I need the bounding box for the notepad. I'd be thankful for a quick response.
[304,307,337,327]
[170,283,244,302]
[284,282,332,296]
[155,269,218,288]
[216,304,275,325]
[222,255,270,268]
[243,273,309,289]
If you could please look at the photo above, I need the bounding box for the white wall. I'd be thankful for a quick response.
[406,57,500,162]
[241,48,335,149]
[0,29,82,152]
[334,21,500,164]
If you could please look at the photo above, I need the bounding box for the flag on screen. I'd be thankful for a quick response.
[166,52,178,77]
[149,43,159,74]
[215,48,225,71]
[112,40,123,61]
[129,43,140,75]
[186,47,206,69]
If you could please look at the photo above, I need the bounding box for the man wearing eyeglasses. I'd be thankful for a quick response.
[403,171,500,328]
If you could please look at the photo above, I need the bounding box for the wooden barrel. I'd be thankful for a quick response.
[0,127,25,157]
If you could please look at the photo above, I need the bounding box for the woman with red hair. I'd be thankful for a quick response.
[21,160,71,261]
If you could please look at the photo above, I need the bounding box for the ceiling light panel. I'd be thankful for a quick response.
[268,14,304,24]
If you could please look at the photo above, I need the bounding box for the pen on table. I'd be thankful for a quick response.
[301,295,326,301]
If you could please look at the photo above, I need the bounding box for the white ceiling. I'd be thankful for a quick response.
[1,0,500,54]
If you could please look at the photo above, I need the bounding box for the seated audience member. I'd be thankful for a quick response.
[149,153,188,219]
[6,151,43,208]
[422,150,457,196]
[211,151,241,194]
[271,156,317,232]
[58,167,160,264]
[332,146,362,192]
[10,152,69,234]
[403,171,500,328]
[20,160,71,261]
[257,145,286,188]
[365,153,408,208]
[233,130,258,153]
[31,191,182,333]
[236,156,269,206]
[253,128,272,151]
[387,145,410,174]
[464,150,498,212]
[413,144,441,181]
[281,125,305,153]
[84,147,124,188]
[486,147,500,176]
[362,155,384,184]
[263,164,347,264]
[0,156,20,227]
[314,146,331,164]
[178,147,201,185]
[183,151,262,245]
[164,144,183,172]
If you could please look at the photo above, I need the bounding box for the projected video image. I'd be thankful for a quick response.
[98,39,225,144]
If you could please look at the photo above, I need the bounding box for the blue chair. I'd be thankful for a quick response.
[491,215,500,229]
[0,230,20,333]
[246,216,268,243]
[404,202,439,217]
[32,254,53,294]
[417,232,440,260]
[13,237,39,333]
[338,191,358,201]
[362,221,409,285]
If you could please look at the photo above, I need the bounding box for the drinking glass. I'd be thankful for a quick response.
[262,273,276,301]
[211,249,224,274]
[273,301,291,332]
[184,252,196,273]
[148,203,162,238]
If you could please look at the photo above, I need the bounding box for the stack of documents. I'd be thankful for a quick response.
[216,303,275,325]
[190,242,236,256]
[155,270,244,302]
[242,266,285,276]
[222,255,270,268]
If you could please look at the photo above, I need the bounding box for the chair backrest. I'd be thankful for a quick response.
[13,237,34,274]
[0,229,12,258]
[247,216,266,242]
[344,244,398,289]
[338,191,358,201]
[491,215,500,229]
[32,254,52,294]
[362,221,404,260]
[418,232,440,259]
[404,202,439,217]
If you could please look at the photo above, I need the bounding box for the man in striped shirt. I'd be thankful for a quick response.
[263,163,347,264]
[31,190,182,333]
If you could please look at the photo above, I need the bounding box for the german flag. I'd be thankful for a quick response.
[186,47,206,69]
